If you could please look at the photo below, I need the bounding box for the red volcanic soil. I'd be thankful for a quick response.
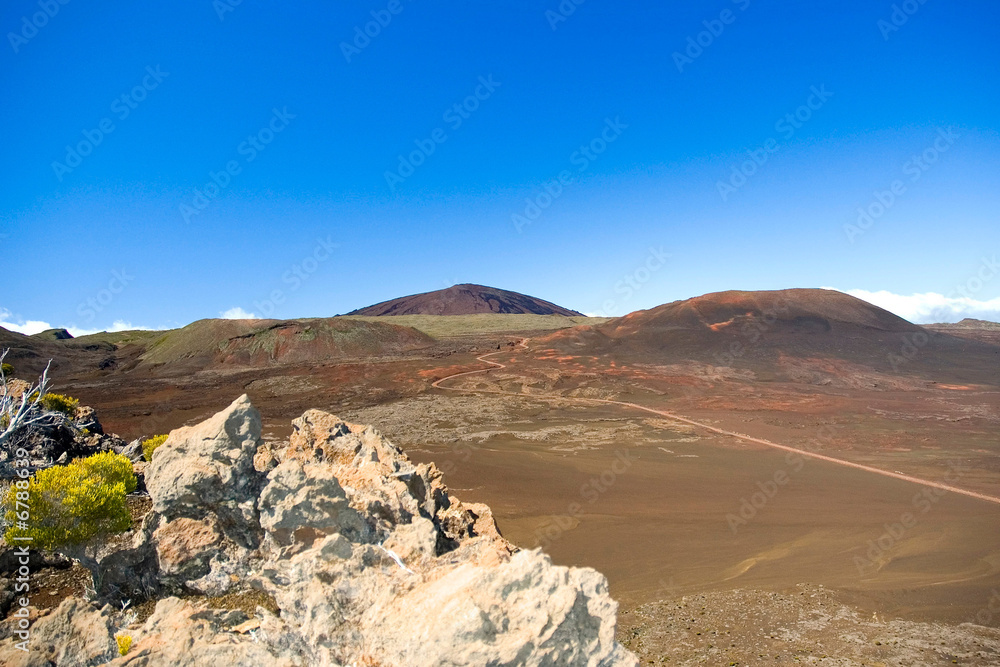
[534,289,1000,386]
[604,288,920,337]
[346,283,583,316]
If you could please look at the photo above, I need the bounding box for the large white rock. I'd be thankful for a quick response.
[144,394,266,595]
[0,397,639,666]
[108,597,299,667]
[251,406,638,666]
[0,598,116,667]
[145,394,263,520]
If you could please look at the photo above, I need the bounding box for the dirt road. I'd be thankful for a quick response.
[432,339,1000,507]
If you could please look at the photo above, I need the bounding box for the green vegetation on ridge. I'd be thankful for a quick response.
[339,314,609,338]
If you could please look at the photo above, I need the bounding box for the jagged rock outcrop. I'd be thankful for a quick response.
[107,598,296,667]
[144,394,267,596]
[115,439,145,463]
[0,395,639,666]
[74,405,103,434]
[0,598,117,667]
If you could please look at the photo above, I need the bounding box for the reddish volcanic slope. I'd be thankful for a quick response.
[535,289,1000,385]
[346,284,583,317]
[601,288,920,339]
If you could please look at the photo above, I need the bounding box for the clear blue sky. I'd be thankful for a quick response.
[2,0,998,332]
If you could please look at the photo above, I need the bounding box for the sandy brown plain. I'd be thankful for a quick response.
[39,312,1000,663]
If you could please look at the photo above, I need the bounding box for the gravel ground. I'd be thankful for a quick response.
[618,585,1000,666]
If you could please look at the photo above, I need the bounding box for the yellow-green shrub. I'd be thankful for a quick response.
[39,393,79,417]
[75,451,138,494]
[116,634,133,656]
[3,452,136,552]
[142,434,169,462]
[0,362,12,376]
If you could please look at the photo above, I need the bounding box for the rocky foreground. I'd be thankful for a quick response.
[0,395,638,666]
[620,586,1000,666]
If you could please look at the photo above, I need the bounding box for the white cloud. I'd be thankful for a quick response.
[0,318,55,335]
[219,307,259,320]
[1,307,153,337]
[1,307,54,335]
[836,289,1000,324]
[65,321,152,337]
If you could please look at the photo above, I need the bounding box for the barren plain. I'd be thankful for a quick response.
[11,297,999,664]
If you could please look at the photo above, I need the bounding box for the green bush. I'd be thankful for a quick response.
[39,393,80,417]
[1,362,13,377]
[142,434,169,462]
[3,452,137,557]
[75,451,138,494]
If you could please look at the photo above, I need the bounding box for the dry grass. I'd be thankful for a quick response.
[339,314,609,338]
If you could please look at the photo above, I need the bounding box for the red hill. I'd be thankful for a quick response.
[535,289,1000,385]
[347,284,582,317]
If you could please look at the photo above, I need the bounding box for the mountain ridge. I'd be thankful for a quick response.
[346,283,583,317]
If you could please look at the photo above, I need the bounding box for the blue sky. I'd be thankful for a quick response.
[1,0,998,334]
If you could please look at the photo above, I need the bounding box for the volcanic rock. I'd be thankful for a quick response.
[347,283,583,316]
[144,394,266,595]
[0,395,638,665]
[107,597,295,667]
[0,598,116,667]
[536,288,1000,386]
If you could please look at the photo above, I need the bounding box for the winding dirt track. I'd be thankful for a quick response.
[432,338,1000,507]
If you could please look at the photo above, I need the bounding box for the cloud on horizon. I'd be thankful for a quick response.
[5,290,998,339]
[836,289,1000,324]
[219,307,259,320]
[0,307,151,338]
